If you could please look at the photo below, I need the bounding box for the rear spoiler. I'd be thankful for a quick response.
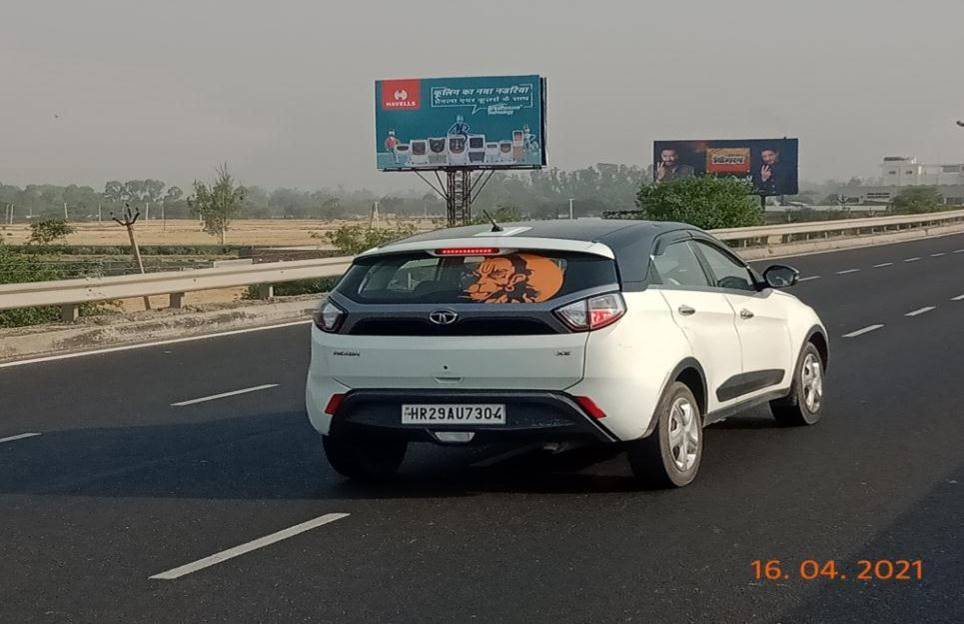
[357,237,616,260]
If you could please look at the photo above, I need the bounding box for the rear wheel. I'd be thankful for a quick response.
[322,432,407,482]
[770,342,824,426]
[628,381,703,489]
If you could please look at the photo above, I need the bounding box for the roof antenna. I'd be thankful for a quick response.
[482,210,503,232]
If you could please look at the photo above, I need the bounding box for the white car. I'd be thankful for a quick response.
[306,219,828,487]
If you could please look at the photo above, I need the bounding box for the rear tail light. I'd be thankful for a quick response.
[324,393,345,415]
[313,300,345,333]
[554,293,626,332]
[574,396,607,419]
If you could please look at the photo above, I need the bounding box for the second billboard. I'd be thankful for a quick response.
[375,75,546,171]
[653,138,799,196]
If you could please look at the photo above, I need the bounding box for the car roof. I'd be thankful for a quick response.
[381,218,705,290]
[389,218,700,253]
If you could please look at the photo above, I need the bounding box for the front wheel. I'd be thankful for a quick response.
[770,342,824,426]
[627,381,703,489]
[322,432,407,482]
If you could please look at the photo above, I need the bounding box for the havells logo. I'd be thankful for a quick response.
[382,79,420,111]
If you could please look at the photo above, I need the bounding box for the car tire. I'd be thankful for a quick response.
[322,432,407,482]
[627,381,703,489]
[770,342,824,426]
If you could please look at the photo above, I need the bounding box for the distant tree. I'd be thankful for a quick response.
[142,179,166,213]
[164,185,183,203]
[122,180,144,203]
[28,218,75,245]
[104,180,124,202]
[635,177,762,230]
[188,164,245,244]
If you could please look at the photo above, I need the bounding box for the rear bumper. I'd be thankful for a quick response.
[323,389,619,444]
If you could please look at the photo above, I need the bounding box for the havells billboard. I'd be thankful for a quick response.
[375,75,547,171]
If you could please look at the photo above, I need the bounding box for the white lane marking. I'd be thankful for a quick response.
[952,294,964,301]
[873,262,893,268]
[904,257,921,262]
[836,268,860,274]
[171,384,279,407]
[0,320,313,370]
[150,512,349,580]
[0,432,42,444]
[905,306,936,317]
[798,275,821,282]
[954,249,964,254]
[931,252,946,257]
[842,324,884,338]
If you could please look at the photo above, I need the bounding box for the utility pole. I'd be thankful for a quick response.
[112,203,152,310]
[569,198,574,220]
[98,203,102,222]
[63,202,69,220]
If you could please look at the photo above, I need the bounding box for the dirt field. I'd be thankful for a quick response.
[0,218,435,247]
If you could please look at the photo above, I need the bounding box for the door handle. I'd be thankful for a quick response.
[740,309,754,320]
[678,305,696,316]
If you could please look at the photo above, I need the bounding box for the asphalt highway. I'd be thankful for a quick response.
[1,233,962,623]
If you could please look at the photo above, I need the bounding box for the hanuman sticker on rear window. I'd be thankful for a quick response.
[463,253,564,303]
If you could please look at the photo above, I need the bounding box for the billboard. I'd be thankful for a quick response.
[375,75,546,171]
[653,138,799,196]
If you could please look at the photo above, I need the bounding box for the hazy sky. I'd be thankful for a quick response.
[2,0,962,192]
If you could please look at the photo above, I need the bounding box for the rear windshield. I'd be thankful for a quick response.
[336,251,618,304]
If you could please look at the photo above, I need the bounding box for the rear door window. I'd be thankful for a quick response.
[337,251,618,304]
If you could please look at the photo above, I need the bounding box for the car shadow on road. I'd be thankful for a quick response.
[0,407,801,500]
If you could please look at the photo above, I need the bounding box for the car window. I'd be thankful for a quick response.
[649,241,711,288]
[338,251,618,304]
[694,241,756,292]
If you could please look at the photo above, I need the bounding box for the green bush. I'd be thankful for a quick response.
[8,244,242,256]
[891,186,943,214]
[28,218,75,246]
[635,176,763,230]
[325,223,418,255]
[0,243,61,327]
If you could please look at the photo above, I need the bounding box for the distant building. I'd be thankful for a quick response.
[842,184,964,206]
[880,156,964,187]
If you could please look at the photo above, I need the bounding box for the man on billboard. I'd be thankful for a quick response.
[753,147,790,195]
[656,148,695,182]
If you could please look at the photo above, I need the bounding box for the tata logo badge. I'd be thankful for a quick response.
[429,310,458,325]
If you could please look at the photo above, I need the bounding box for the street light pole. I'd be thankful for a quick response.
[568,198,574,220]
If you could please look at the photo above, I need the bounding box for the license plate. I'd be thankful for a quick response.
[401,404,506,425]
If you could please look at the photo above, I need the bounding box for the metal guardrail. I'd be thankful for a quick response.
[712,208,964,247]
[2,208,963,321]
[0,256,353,320]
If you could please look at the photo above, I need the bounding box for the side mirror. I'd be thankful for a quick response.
[763,265,799,288]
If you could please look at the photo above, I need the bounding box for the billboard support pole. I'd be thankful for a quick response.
[414,171,447,201]
[412,168,500,227]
